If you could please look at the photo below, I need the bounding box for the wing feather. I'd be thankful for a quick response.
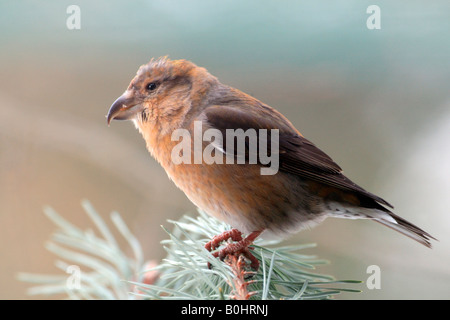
[202,104,393,209]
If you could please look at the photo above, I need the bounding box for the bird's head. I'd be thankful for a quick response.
[107,57,217,131]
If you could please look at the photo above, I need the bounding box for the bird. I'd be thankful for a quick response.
[107,56,435,270]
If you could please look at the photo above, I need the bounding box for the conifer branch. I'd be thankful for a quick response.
[18,200,361,300]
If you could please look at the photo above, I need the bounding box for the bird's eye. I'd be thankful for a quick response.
[146,82,158,91]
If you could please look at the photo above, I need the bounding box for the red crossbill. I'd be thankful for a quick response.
[107,57,434,270]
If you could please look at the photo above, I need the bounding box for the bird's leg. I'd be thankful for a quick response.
[205,229,263,270]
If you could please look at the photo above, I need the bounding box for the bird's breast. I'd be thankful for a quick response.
[142,126,326,235]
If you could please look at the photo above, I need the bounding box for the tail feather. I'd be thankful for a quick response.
[326,200,436,247]
[374,213,436,248]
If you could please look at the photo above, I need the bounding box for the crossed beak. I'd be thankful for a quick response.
[107,91,142,125]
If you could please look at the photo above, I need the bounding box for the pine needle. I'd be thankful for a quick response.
[18,200,361,300]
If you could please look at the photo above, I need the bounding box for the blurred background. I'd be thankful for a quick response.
[1,0,449,299]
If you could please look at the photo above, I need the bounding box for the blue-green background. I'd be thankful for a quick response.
[1,0,449,299]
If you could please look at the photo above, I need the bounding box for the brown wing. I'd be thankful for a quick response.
[202,104,393,209]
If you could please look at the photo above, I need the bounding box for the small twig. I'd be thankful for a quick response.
[226,254,257,300]
[19,205,361,300]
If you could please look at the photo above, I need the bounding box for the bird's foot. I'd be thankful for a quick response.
[205,229,262,271]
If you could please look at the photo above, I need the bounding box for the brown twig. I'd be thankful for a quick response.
[225,254,257,300]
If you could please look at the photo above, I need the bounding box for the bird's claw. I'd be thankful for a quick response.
[205,229,262,271]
